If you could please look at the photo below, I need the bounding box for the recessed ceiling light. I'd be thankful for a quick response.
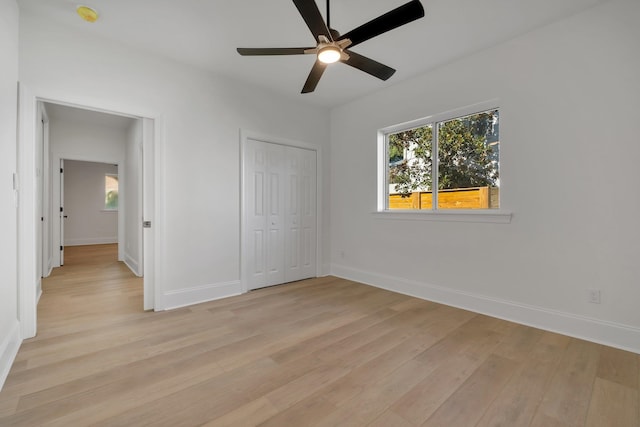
[77,5,99,23]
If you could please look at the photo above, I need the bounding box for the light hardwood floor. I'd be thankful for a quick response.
[0,244,638,426]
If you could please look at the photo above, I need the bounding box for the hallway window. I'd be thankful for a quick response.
[105,174,119,210]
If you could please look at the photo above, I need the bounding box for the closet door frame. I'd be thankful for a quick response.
[240,130,323,293]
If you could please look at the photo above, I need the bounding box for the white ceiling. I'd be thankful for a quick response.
[19,0,605,108]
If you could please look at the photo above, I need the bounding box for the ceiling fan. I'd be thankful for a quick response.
[237,0,425,93]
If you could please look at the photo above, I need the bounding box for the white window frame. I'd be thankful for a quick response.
[376,100,511,223]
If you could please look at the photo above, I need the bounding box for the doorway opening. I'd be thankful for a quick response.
[59,159,121,266]
[19,93,158,339]
[42,102,142,276]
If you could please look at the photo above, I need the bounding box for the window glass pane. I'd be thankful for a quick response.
[437,109,499,209]
[105,175,119,209]
[388,124,433,210]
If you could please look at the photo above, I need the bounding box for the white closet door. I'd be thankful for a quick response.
[244,139,284,290]
[284,146,317,283]
[265,142,286,286]
[243,139,317,291]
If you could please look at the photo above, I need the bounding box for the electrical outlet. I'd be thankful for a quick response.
[588,289,601,304]
[339,250,345,259]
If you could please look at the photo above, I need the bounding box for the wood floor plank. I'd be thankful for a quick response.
[491,323,544,361]
[16,308,225,370]
[367,410,416,427]
[201,397,279,427]
[0,395,18,418]
[528,330,571,363]
[474,329,568,427]
[257,396,337,427]
[314,359,434,427]
[44,359,265,427]
[530,412,574,427]
[596,345,639,390]
[318,332,445,408]
[269,307,399,364]
[475,358,557,427]
[13,325,251,414]
[0,244,637,426]
[534,339,600,426]
[585,378,639,427]
[89,358,279,427]
[421,354,519,426]
[264,362,352,411]
[390,326,505,426]
[390,352,482,425]
[4,319,234,398]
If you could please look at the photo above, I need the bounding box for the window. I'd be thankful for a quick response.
[382,104,499,211]
[105,174,119,210]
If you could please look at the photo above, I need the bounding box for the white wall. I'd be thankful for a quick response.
[0,0,21,390]
[124,119,142,275]
[19,13,331,309]
[63,160,119,246]
[330,0,640,352]
[50,117,127,265]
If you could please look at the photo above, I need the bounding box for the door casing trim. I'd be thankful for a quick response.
[17,85,165,339]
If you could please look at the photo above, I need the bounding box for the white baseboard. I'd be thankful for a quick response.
[0,321,22,391]
[64,237,118,246]
[163,280,242,310]
[331,264,640,354]
[124,252,141,277]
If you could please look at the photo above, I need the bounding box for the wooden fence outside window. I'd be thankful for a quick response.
[389,186,499,210]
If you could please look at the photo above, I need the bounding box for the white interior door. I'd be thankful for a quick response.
[142,117,154,310]
[36,113,43,279]
[266,143,286,286]
[284,146,317,283]
[40,111,50,277]
[59,159,65,266]
[244,139,285,290]
[243,138,317,291]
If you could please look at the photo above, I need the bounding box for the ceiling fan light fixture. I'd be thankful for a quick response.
[237,0,425,93]
[318,46,341,64]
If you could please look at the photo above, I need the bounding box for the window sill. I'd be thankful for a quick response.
[101,209,118,213]
[372,209,512,224]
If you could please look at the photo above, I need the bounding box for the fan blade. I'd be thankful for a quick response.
[338,0,424,48]
[237,47,313,56]
[302,60,327,93]
[342,50,396,81]
[293,0,332,41]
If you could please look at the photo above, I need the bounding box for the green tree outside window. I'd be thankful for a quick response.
[105,174,119,210]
